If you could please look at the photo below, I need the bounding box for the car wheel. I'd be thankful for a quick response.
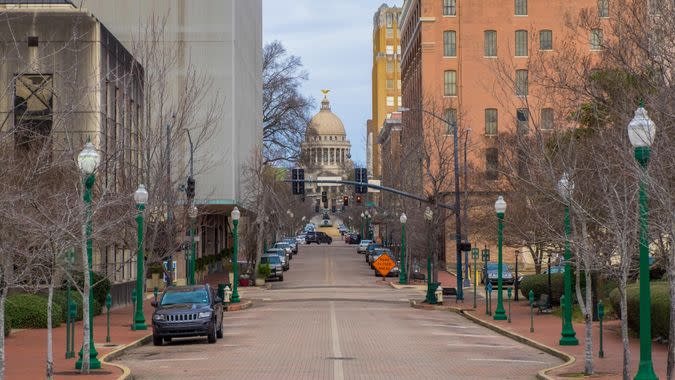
[153,333,163,346]
[279,275,284,281]
[216,318,224,339]
[207,323,217,344]
[163,337,172,343]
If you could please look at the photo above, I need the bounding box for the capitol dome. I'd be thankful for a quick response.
[307,93,346,138]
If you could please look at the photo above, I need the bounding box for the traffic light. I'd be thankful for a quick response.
[343,195,349,206]
[314,199,320,213]
[186,176,196,199]
[321,191,327,204]
[354,168,368,193]
[331,201,336,213]
[291,168,305,195]
[356,195,362,204]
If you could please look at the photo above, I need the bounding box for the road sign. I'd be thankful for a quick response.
[373,253,396,278]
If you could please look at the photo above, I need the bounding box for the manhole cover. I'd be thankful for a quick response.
[327,357,355,361]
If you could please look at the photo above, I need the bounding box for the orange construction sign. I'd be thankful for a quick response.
[373,253,396,278]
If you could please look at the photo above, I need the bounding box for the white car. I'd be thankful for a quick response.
[296,234,307,245]
[357,240,372,254]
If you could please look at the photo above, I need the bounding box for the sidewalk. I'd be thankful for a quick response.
[435,271,669,379]
[5,297,154,380]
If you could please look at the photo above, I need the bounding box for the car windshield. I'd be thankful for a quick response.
[261,256,281,265]
[161,289,209,306]
[487,263,508,270]
[275,243,289,248]
[361,240,372,244]
[267,250,284,256]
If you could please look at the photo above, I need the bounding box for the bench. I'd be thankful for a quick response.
[536,294,551,314]
[442,287,457,296]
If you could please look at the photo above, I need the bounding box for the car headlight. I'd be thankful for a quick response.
[198,311,212,319]
[153,314,165,321]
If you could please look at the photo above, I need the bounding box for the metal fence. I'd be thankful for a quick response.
[109,280,135,310]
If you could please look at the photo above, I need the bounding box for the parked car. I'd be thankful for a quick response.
[357,240,372,253]
[151,284,223,346]
[296,234,307,245]
[365,243,382,262]
[305,231,332,244]
[266,248,289,271]
[543,265,565,274]
[274,242,294,258]
[346,233,360,244]
[481,262,515,285]
[410,262,425,281]
[260,255,284,281]
[282,238,298,254]
[369,248,393,269]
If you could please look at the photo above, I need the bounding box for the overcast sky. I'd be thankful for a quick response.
[263,0,403,166]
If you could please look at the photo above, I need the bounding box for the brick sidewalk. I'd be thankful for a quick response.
[5,297,154,380]
[436,271,668,379]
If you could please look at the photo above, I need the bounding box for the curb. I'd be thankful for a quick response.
[99,333,152,380]
[408,300,576,379]
[226,300,252,312]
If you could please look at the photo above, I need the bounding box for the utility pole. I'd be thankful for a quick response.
[452,121,463,301]
[462,130,471,288]
[165,120,173,286]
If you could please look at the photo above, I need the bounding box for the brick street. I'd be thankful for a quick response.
[115,242,562,379]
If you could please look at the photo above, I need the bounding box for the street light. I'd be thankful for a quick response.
[132,184,148,331]
[188,204,198,285]
[424,207,437,304]
[493,196,507,320]
[76,140,101,370]
[399,213,407,284]
[231,207,241,303]
[360,212,365,240]
[628,104,658,380]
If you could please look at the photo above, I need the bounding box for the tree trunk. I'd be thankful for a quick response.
[46,281,54,380]
[581,219,594,376]
[0,286,7,380]
[81,223,91,373]
[667,217,675,380]
[619,279,630,380]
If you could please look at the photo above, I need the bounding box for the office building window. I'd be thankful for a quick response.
[397,96,402,106]
[443,30,456,57]
[485,108,498,136]
[386,96,394,106]
[387,28,393,38]
[515,69,528,96]
[14,74,53,153]
[515,0,527,15]
[541,108,554,130]
[386,45,394,55]
[484,30,497,57]
[598,0,609,17]
[387,61,393,72]
[443,0,456,15]
[444,108,457,134]
[486,148,499,180]
[386,13,394,27]
[444,70,457,96]
[516,108,529,132]
[590,28,603,50]
[515,30,528,56]
[540,30,553,50]
[397,79,401,89]
[397,45,401,54]
[386,79,394,89]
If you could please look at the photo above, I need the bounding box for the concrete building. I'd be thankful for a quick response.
[0,2,144,297]
[300,92,352,211]
[81,0,262,283]
[368,3,402,187]
[399,0,608,264]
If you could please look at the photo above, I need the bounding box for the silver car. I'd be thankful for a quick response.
[266,248,289,271]
[273,242,294,259]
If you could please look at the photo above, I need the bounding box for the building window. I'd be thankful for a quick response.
[515,0,527,15]
[386,45,394,55]
[387,61,393,72]
[541,108,554,130]
[387,28,394,38]
[443,0,456,16]
[397,79,401,89]
[539,30,553,50]
[516,70,528,96]
[397,96,402,106]
[444,70,457,96]
[486,148,499,180]
[516,108,529,133]
[484,30,497,57]
[386,79,394,89]
[14,74,54,153]
[598,0,609,17]
[386,12,394,27]
[485,108,498,136]
[387,96,395,106]
[443,30,457,57]
[444,108,457,134]
[590,28,603,50]
[397,45,401,55]
[515,30,528,56]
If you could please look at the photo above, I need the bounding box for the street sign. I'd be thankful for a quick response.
[373,253,396,278]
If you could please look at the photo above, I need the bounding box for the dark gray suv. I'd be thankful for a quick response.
[151,284,223,345]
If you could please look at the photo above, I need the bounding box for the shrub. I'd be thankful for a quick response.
[5,293,62,329]
[66,271,111,307]
[257,263,271,279]
[519,273,564,304]
[4,314,10,337]
[609,282,670,339]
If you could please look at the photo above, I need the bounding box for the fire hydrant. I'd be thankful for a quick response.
[435,285,443,304]
[224,285,232,304]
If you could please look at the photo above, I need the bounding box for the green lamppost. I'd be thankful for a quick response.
[360,212,365,239]
[424,207,437,304]
[472,248,479,309]
[188,204,198,285]
[493,196,507,321]
[399,213,407,284]
[628,105,658,380]
[557,173,578,346]
[231,207,241,303]
[76,141,101,370]
[132,184,149,330]
[365,210,371,240]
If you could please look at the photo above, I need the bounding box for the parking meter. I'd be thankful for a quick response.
[528,290,535,332]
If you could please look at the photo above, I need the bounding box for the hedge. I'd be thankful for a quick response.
[609,282,670,340]
[3,314,10,337]
[519,273,564,304]
[5,294,62,329]
[52,290,102,323]
[66,271,111,307]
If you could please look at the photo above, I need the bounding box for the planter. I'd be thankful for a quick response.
[255,278,266,287]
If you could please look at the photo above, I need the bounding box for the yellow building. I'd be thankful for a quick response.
[368,4,402,182]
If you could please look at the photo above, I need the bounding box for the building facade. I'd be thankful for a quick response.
[301,93,352,211]
[369,3,402,184]
[399,0,609,263]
